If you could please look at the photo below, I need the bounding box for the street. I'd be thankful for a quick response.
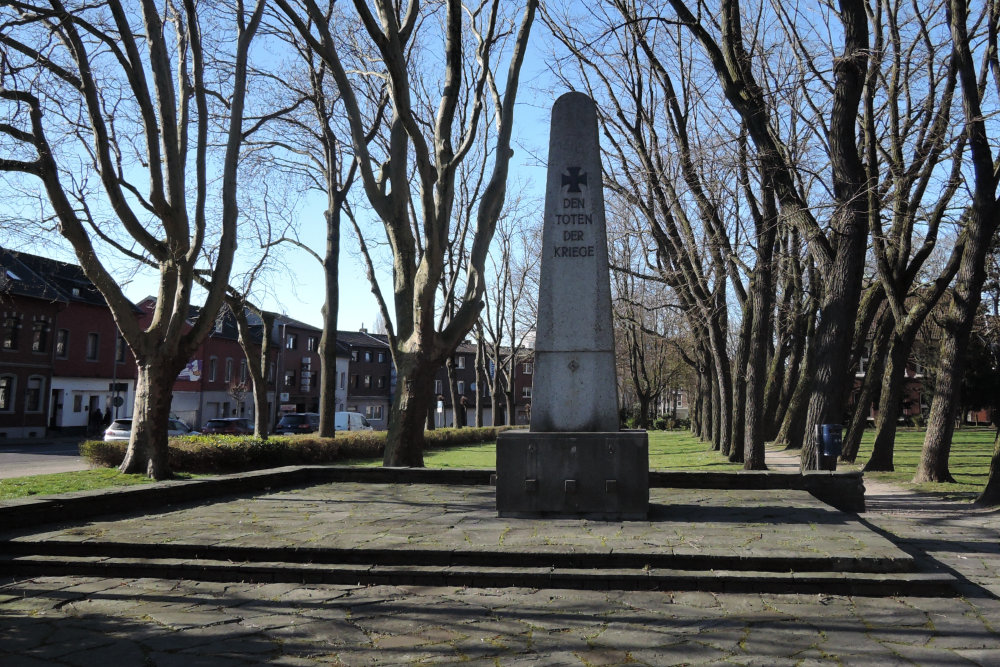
[0,439,90,479]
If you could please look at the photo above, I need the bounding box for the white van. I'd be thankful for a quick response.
[335,411,373,432]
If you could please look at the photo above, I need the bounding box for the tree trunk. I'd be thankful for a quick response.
[119,357,182,479]
[744,225,777,470]
[915,326,965,482]
[729,302,751,463]
[230,300,273,439]
[384,353,437,466]
[864,331,913,471]
[841,316,890,462]
[636,394,651,429]
[976,430,1000,506]
[474,327,485,427]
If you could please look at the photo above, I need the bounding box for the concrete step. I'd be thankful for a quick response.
[1,538,918,574]
[0,553,957,596]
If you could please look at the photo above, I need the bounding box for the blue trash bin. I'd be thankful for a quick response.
[819,424,843,458]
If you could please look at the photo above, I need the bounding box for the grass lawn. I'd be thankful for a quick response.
[2,428,993,502]
[346,430,746,471]
[846,426,995,500]
[0,468,163,500]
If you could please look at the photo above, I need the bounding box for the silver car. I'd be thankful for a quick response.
[103,418,197,441]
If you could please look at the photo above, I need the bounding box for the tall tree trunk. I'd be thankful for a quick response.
[744,219,777,470]
[801,0,870,471]
[729,302,751,463]
[317,213,340,437]
[384,352,437,466]
[917,0,999,485]
[120,356,184,478]
[977,430,1000,506]
[864,330,914,471]
[229,300,273,439]
[841,313,891,462]
[474,326,485,427]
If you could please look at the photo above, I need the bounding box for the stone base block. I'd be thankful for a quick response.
[496,430,648,520]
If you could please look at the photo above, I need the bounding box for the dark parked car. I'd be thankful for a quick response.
[273,412,319,435]
[201,417,254,435]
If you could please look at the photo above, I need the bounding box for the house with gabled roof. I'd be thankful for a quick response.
[0,248,138,438]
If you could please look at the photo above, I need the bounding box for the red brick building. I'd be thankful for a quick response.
[0,249,138,438]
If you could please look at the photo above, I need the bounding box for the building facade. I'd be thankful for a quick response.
[0,249,138,438]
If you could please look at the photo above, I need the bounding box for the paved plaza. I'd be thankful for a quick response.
[1,448,999,665]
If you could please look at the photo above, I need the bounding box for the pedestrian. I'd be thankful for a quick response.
[103,407,112,427]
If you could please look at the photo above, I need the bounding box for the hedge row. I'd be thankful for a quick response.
[80,426,516,474]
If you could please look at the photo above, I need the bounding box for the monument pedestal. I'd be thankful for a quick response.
[496,430,649,520]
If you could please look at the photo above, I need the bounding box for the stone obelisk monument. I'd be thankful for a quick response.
[496,92,648,519]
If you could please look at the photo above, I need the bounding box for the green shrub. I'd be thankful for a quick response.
[652,416,669,430]
[80,426,512,474]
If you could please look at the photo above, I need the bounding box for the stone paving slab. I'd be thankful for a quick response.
[7,483,909,567]
[2,576,999,665]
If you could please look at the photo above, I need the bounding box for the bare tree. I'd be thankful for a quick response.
[0,0,265,478]
[917,0,1000,490]
[275,0,537,465]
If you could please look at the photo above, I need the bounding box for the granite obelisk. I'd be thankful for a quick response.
[496,92,648,519]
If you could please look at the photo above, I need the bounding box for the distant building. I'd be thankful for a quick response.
[0,248,138,438]
[337,329,392,429]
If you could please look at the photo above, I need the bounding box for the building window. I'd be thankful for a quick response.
[307,336,317,352]
[378,352,385,363]
[0,375,13,411]
[364,375,371,388]
[85,332,99,360]
[224,358,233,382]
[301,371,312,391]
[523,362,533,374]
[351,350,358,361]
[364,350,372,362]
[377,376,385,389]
[31,321,49,353]
[284,370,296,387]
[434,379,442,394]
[240,359,248,383]
[456,355,465,369]
[208,357,218,382]
[365,405,383,420]
[351,374,359,388]
[286,333,298,350]
[2,316,21,350]
[268,362,275,383]
[522,386,532,399]
[457,381,465,394]
[340,372,345,388]
[25,376,43,412]
[115,337,127,362]
[55,329,69,358]
[73,394,83,412]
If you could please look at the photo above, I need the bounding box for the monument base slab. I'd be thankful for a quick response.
[496,430,648,520]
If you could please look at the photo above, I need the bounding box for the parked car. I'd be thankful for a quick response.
[201,417,254,435]
[273,412,320,435]
[335,411,373,432]
[103,418,197,441]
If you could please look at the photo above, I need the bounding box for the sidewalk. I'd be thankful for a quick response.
[766,445,1000,598]
[0,449,998,665]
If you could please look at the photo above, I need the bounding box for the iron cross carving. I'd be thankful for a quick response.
[561,167,588,193]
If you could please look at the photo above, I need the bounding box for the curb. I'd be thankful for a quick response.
[0,466,866,532]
